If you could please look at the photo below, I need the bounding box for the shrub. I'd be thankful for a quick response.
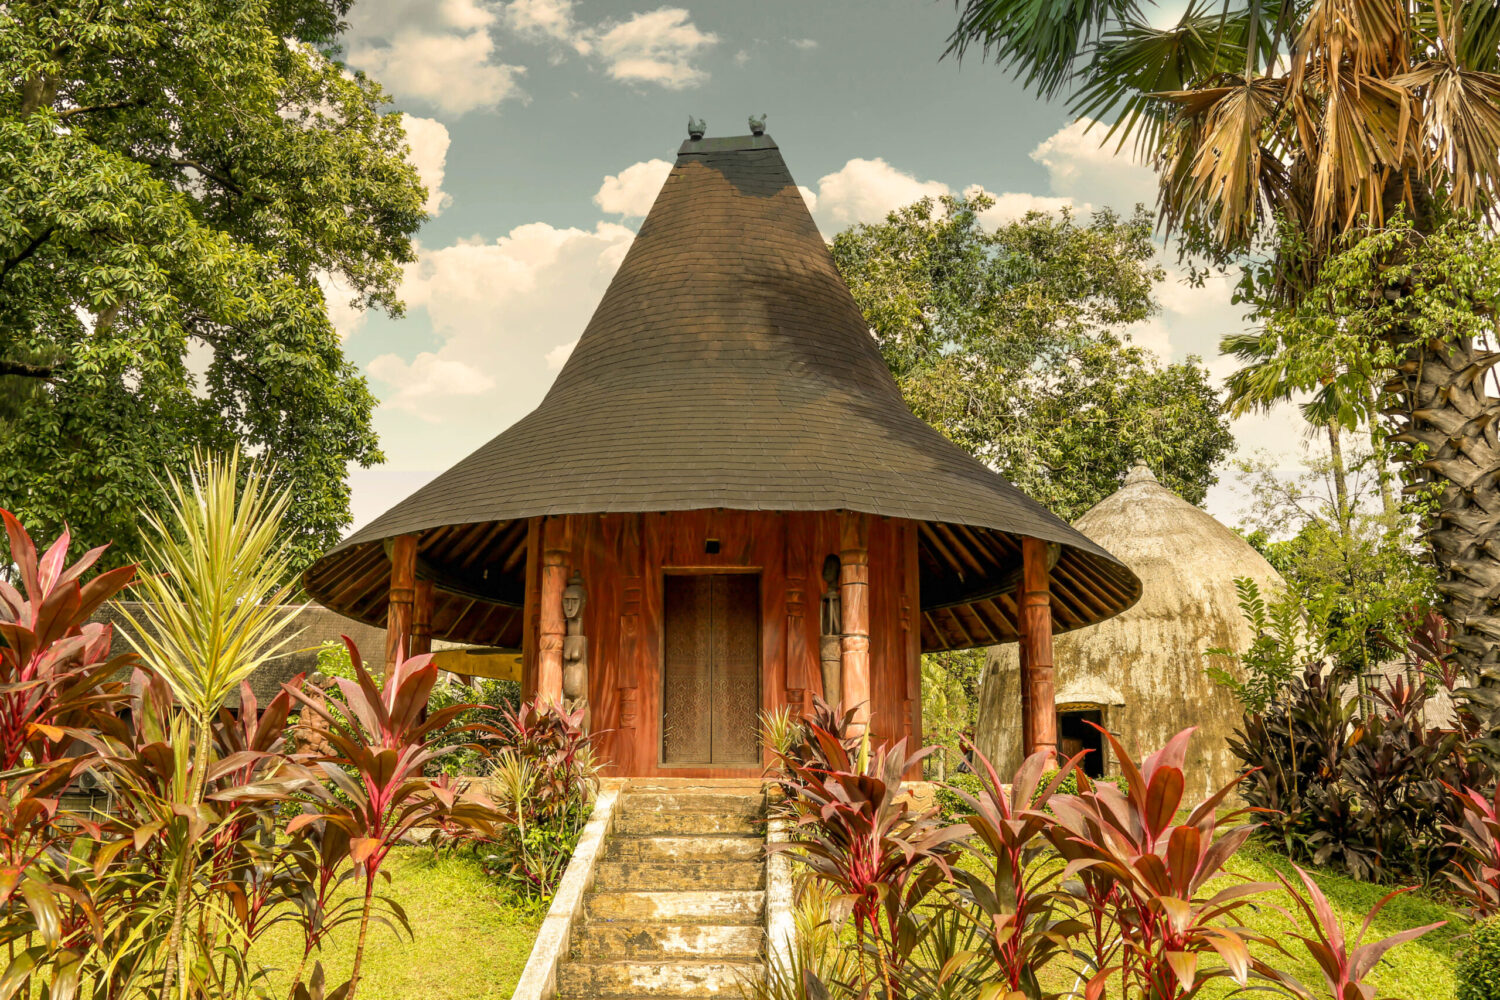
[1227,609,1487,885]
[472,698,601,897]
[768,715,965,999]
[936,770,983,821]
[1458,918,1500,1000]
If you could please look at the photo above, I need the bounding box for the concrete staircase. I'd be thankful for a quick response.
[557,783,768,999]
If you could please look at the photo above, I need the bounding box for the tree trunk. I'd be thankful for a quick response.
[1327,421,1350,529]
[1364,384,1398,517]
[1388,335,1500,697]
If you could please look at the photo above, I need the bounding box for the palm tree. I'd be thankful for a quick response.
[946,0,1500,675]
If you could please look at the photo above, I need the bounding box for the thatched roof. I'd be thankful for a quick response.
[976,463,1285,797]
[304,132,1140,651]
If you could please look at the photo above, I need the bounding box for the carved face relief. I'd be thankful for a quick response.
[562,574,586,621]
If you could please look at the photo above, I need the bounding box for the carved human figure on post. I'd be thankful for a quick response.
[561,573,589,729]
[819,554,842,706]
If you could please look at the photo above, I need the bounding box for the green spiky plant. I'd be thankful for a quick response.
[115,449,303,998]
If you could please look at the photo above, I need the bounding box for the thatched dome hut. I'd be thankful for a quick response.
[975,462,1284,800]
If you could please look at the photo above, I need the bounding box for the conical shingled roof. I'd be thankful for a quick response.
[304,132,1140,651]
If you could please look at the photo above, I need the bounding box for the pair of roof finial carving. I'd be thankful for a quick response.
[688,114,766,140]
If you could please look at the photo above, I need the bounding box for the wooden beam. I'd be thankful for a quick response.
[411,579,434,657]
[1021,535,1057,758]
[839,512,871,735]
[385,533,418,673]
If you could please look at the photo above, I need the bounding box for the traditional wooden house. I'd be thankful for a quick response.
[303,128,1140,779]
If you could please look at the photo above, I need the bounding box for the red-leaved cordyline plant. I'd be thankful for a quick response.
[1047,725,1274,1000]
[947,744,1088,1000]
[0,511,134,988]
[1445,782,1500,916]
[1258,865,1443,1000]
[288,638,498,1000]
[769,723,966,1000]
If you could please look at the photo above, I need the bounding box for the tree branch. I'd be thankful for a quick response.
[0,359,59,379]
[138,157,271,204]
[59,98,143,119]
[1,226,57,281]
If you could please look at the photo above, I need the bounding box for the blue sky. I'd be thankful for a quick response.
[331,0,1306,532]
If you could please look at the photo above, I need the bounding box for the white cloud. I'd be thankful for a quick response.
[811,158,951,229]
[797,185,818,212]
[319,274,369,340]
[734,48,750,67]
[1030,119,1158,213]
[364,221,636,442]
[367,352,495,419]
[400,115,453,215]
[344,0,526,115]
[545,338,579,369]
[594,158,673,217]
[962,183,1079,226]
[790,38,818,50]
[594,8,718,89]
[505,0,592,54]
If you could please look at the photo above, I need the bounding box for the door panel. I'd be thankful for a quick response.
[662,575,714,764]
[712,573,761,764]
[661,573,761,766]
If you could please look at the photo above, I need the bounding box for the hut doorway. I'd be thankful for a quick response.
[661,573,761,767]
[1058,708,1106,779]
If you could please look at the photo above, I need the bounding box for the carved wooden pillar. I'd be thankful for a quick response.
[1021,536,1057,758]
[537,516,571,707]
[411,579,434,657]
[784,515,811,717]
[901,521,921,748]
[385,534,417,672]
[839,512,871,735]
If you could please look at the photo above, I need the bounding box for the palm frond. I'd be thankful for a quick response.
[946,0,1144,99]
[1074,1,1271,157]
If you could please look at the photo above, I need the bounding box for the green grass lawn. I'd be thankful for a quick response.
[251,848,545,1000]
[1201,840,1465,999]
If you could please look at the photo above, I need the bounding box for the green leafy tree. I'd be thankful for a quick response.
[0,0,424,571]
[945,0,1500,675]
[832,193,1232,519]
[1234,445,1436,695]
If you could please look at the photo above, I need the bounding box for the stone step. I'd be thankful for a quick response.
[615,808,762,836]
[606,834,764,862]
[585,890,765,924]
[621,791,766,817]
[557,959,763,998]
[593,860,765,891]
[571,922,764,960]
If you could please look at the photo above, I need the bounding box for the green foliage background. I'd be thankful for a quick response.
[832,193,1234,521]
[0,0,426,572]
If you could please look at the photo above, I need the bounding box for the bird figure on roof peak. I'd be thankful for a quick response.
[687,116,706,140]
[748,113,766,136]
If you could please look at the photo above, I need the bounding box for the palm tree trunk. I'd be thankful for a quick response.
[1388,334,1500,698]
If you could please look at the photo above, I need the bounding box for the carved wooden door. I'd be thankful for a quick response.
[661,573,760,766]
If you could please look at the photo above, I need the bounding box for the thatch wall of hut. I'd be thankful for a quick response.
[976,465,1285,801]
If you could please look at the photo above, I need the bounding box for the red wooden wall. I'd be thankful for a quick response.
[520,510,922,778]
